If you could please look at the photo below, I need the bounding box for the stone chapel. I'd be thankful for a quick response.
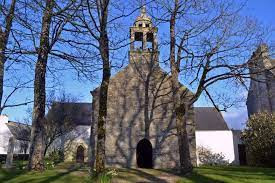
[90,6,197,169]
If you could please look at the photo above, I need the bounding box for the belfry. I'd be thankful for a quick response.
[129,6,159,66]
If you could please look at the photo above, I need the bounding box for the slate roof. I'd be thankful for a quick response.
[47,102,92,126]
[6,121,31,141]
[194,107,229,131]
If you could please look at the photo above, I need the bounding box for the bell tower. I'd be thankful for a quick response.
[129,6,159,65]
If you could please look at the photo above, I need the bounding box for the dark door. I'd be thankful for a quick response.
[136,138,153,168]
[76,146,84,163]
[238,144,247,165]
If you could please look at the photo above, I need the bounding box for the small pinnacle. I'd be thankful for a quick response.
[141,6,146,16]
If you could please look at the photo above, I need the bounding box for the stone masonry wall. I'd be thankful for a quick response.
[91,52,196,168]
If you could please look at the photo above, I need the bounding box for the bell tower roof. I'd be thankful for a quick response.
[134,6,152,27]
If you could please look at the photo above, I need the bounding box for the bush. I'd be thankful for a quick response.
[45,149,64,169]
[45,161,56,169]
[197,146,229,165]
[15,160,26,170]
[241,112,275,167]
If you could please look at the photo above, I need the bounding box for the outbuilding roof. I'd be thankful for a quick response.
[194,107,229,131]
[6,121,31,141]
[47,102,92,126]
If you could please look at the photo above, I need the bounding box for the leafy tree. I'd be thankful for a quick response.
[241,112,275,167]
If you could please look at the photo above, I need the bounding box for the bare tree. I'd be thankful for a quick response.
[0,0,16,108]
[44,91,79,156]
[0,0,33,114]
[82,0,111,174]
[168,0,193,173]
[149,0,270,174]
[73,0,136,173]
[0,79,33,114]
[22,91,80,158]
[27,0,82,171]
[28,0,55,171]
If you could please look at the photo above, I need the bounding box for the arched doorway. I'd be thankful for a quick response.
[136,138,153,168]
[76,145,85,163]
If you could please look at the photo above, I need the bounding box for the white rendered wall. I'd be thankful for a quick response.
[0,115,12,154]
[195,130,236,165]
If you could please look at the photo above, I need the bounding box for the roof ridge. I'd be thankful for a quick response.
[53,102,92,105]
[194,107,216,109]
[7,121,31,126]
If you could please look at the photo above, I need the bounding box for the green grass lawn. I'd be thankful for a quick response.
[178,166,275,183]
[0,162,274,183]
[0,162,91,183]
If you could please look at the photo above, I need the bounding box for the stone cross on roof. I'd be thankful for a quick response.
[141,6,146,16]
[135,5,151,22]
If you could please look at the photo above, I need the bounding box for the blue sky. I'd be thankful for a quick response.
[2,0,275,129]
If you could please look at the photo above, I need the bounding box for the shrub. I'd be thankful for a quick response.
[241,112,275,167]
[90,169,118,183]
[197,146,229,165]
[45,161,56,169]
[15,160,26,170]
[45,149,64,169]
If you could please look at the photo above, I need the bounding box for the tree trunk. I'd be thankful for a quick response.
[89,107,96,168]
[95,0,110,174]
[28,0,54,171]
[170,0,192,174]
[175,105,192,174]
[43,143,50,157]
[95,42,110,173]
[0,58,4,113]
[0,0,17,113]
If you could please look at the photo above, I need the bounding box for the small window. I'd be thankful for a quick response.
[139,24,142,27]
[146,24,149,27]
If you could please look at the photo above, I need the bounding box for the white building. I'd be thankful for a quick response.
[0,115,29,164]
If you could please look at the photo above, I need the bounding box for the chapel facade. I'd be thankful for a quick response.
[90,7,197,168]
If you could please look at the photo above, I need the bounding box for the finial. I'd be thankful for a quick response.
[141,6,146,16]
